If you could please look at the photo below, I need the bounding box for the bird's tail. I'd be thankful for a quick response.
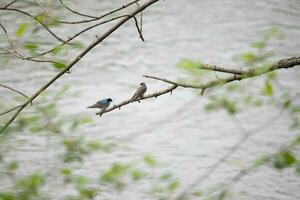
[86,103,98,108]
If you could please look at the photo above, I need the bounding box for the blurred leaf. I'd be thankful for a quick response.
[0,192,15,200]
[267,71,277,80]
[143,155,157,167]
[71,42,84,49]
[78,117,93,125]
[292,135,300,146]
[29,126,43,133]
[23,43,38,51]
[52,61,66,69]
[79,188,97,199]
[101,163,130,183]
[251,41,266,49]
[239,53,257,63]
[273,151,296,169]
[159,173,173,181]
[7,161,19,171]
[130,169,144,181]
[75,176,88,189]
[60,168,71,175]
[17,173,45,196]
[263,27,278,41]
[254,155,270,166]
[291,105,300,113]
[283,99,291,109]
[51,45,64,55]
[15,23,28,37]
[264,81,273,96]
[226,84,240,92]
[282,151,296,165]
[167,180,180,191]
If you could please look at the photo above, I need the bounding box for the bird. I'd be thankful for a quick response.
[87,98,113,111]
[131,82,147,101]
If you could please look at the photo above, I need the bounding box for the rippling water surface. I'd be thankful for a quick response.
[1,0,300,199]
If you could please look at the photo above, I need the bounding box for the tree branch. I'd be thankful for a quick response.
[96,85,177,116]
[97,56,299,117]
[0,0,161,134]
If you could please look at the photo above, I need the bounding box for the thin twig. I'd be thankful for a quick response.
[0,105,24,116]
[133,16,144,41]
[0,84,29,99]
[59,0,98,19]
[3,0,18,8]
[57,0,141,24]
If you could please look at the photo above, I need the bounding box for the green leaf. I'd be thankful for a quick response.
[292,135,300,146]
[251,41,266,49]
[7,161,19,171]
[159,172,173,181]
[131,169,144,181]
[101,163,130,183]
[167,180,180,191]
[79,188,97,199]
[51,45,64,55]
[239,53,257,63]
[282,151,296,166]
[0,192,15,200]
[75,176,88,189]
[273,151,296,169]
[263,27,278,41]
[71,42,84,49]
[15,23,28,37]
[52,61,66,69]
[264,81,273,96]
[254,155,270,166]
[29,126,43,133]
[143,155,157,167]
[24,43,38,51]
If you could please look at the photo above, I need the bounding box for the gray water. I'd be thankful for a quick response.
[1,0,300,199]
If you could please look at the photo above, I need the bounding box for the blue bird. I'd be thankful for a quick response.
[87,98,113,111]
[131,82,147,101]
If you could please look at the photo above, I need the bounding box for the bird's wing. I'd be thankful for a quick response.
[131,86,147,100]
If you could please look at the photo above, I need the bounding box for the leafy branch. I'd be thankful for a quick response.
[95,56,300,116]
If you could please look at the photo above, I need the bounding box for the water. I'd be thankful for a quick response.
[1,0,300,199]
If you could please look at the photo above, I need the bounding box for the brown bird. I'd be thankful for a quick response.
[131,82,147,101]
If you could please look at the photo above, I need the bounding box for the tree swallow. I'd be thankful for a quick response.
[87,98,113,111]
[131,82,147,101]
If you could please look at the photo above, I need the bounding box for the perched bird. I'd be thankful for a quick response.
[131,82,147,101]
[87,98,113,111]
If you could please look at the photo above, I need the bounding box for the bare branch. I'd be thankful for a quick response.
[96,85,177,116]
[0,0,161,134]
[133,16,144,41]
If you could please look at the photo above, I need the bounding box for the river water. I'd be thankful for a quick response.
[1,0,300,199]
